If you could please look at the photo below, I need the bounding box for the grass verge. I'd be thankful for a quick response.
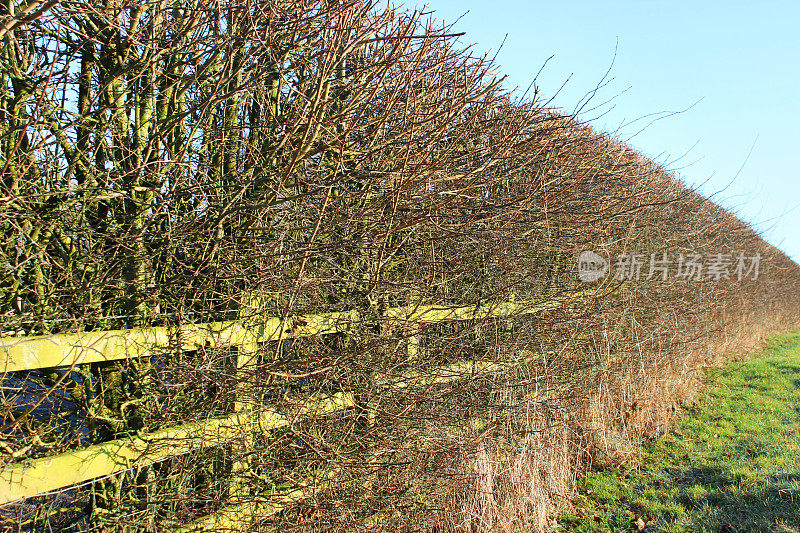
[556,332,800,533]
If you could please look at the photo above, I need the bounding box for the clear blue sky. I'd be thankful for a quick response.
[413,1,800,263]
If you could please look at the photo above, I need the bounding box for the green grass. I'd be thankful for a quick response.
[556,332,800,533]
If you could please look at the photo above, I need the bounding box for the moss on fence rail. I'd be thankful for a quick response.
[0,293,567,506]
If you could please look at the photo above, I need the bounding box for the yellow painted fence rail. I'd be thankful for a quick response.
[0,292,584,529]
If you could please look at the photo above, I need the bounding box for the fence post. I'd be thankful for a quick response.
[229,295,261,505]
[407,292,422,361]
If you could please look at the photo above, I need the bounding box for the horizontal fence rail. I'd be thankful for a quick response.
[0,297,573,374]
[0,310,361,373]
[0,291,588,529]
[0,394,355,506]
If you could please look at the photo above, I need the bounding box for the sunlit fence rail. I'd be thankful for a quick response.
[0,293,579,530]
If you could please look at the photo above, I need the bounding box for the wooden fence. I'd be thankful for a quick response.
[0,293,580,530]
